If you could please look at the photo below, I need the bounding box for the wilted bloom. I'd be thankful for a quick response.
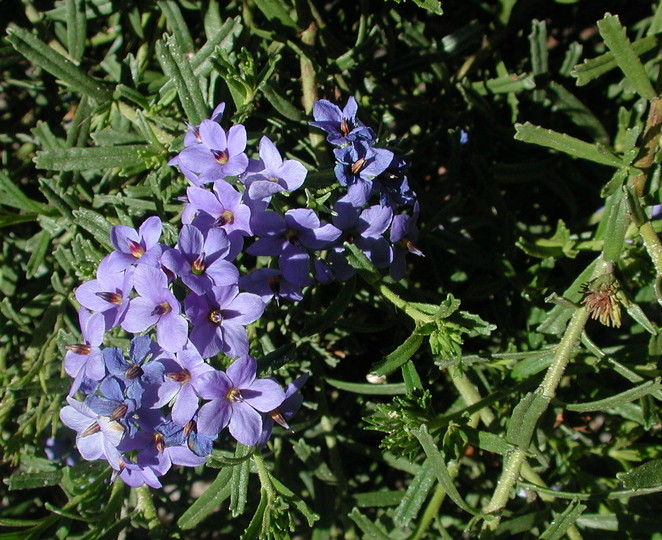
[106,216,164,273]
[241,136,307,201]
[174,120,249,184]
[334,141,393,207]
[154,342,215,426]
[59,396,124,468]
[328,197,393,281]
[185,285,266,359]
[121,266,188,352]
[247,209,341,287]
[389,201,424,280]
[161,225,239,295]
[75,257,134,331]
[65,309,106,395]
[258,373,309,447]
[310,97,375,146]
[580,274,622,328]
[196,356,286,446]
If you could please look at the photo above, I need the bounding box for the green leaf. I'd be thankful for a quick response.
[393,459,436,528]
[470,73,535,96]
[65,0,86,62]
[617,459,662,489]
[514,122,623,167]
[371,332,424,377]
[344,242,382,284]
[517,219,579,259]
[301,278,356,337]
[262,83,306,121]
[410,425,480,515]
[601,188,628,262]
[72,208,113,249]
[0,171,55,215]
[6,24,110,102]
[158,1,195,54]
[565,378,662,412]
[348,507,392,539]
[269,475,320,526]
[34,145,157,171]
[505,391,548,448]
[3,470,63,490]
[572,34,660,86]
[597,14,656,100]
[326,378,407,395]
[353,490,404,508]
[229,444,251,517]
[26,230,52,279]
[538,500,587,540]
[177,467,234,529]
[156,34,207,125]
[252,0,300,31]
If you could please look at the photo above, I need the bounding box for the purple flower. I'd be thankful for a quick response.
[182,418,216,457]
[161,225,239,295]
[135,420,206,476]
[334,142,394,207]
[247,209,341,287]
[106,216,164,273]
[64,309,106,395]
[75,257,134,331]
[328,197,393,281]
[59,396,124,468]
[121,265,188,353]
[239,268,304,304]
[184,285,266,359]
[154,342,215,426]
[196,356,286,446]
[112,457,163,489]
[258,373,308,447]
[175,120,249,184]
[241,136,307,201]
[186,180,253,259]
[102,336,166,406]
[375,155,416,208]
[183,103,226,147]
[310,97,375,146]
[389,201,424,280]
[85,376,139,437]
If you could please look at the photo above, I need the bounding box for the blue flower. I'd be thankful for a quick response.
[310,97,375,146]
[334,142,393,207]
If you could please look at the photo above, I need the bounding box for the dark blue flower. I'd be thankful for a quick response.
[310,97,375,146]
[333,142,393,207]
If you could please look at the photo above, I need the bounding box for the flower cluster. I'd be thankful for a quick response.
[60,97,423,488]
[310,96,423,280]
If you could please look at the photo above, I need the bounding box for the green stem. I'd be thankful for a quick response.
[253,452,277,501]
[377,282,432,323]
[135,485,160,531]
[639,221,662,277]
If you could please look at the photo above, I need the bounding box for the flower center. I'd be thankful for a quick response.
[183,420,196,438]
[125,364,144,380]
[215,210,235,226]
[111,404,128,422]
[95,291,123,305]
[226,388,242,402]
[191,255,206,275]
[154,433,165,453]
[166,369,191,384]
[81,422,101,438]
[351,157,367,175]
[208,309,223,325]
[65,344,91,355]
[340,117,351,136]
[212,149,229,164]
[269,176,280,183]
[267,275,281,295]
[344,231,356,244]
[128,239,145,258]
[285,229,299,244]
[151,301,172,317]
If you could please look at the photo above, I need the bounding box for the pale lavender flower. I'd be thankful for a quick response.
[328,196,393,281]
[309,97,375,146]
[161,225,239,295]
[175,120,249,184]
[247,209,341,286]
[196,356,285,446]
[154,342,215,426]
[64,309,106,395]
[241,136,307,201]
[59,396,124,468]
[121,266,188,353]
[389,201,424,280]
[112,457,163,489]
[106,216,164,273]
[184,285,265,359]
[75,257,134,331]
[258,373,309,447]
[334,142,393,207]
[239,268,304,304]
